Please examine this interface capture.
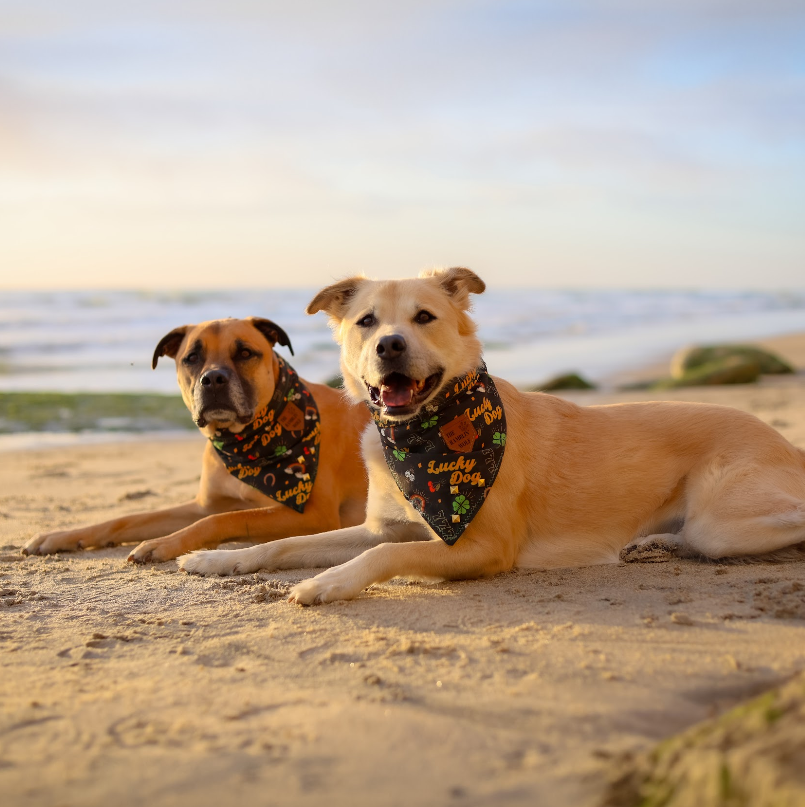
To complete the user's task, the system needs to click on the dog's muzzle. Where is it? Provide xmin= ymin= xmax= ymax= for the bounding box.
xmin=193 ymin=367 xmax=251 ymax=427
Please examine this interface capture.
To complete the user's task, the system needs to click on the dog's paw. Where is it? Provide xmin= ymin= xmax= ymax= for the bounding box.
xmin=127 ymin=539 xmax=178 ymax=564
xmin=620 ymin=534 xmax=682 ymax=564
xmin=178 ymin=549 xmax=243 ymax=576
xmin=288 ymin=571 xmax=361 ymax=606
xmin=22 ymin=530 xmax=82 ymax=556
xmin=287 ymin=577 xmax=329 ymax=606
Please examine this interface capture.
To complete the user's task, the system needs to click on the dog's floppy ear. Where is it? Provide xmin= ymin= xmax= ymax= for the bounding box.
xmin=306 ymin=276 xmax=367 ymax=320
xmin=152 ymin=326 xmax=190 ymax=369
xmin=423 ymin=266 xmax=486 ymax=305
xmin=249 ymin=317 xmax=294 ymax=356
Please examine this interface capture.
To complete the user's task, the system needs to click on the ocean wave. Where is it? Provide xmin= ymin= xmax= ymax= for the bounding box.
xmin=1 ymin=287 xmax=803 ymax=392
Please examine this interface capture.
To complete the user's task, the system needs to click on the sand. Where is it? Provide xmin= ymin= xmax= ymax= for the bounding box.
xmin=2 ymin=338 xmax=805 ymax=807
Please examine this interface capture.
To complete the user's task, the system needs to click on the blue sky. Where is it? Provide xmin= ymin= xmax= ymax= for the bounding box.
xmin=0 ymin=0 xmax=803 ymax=288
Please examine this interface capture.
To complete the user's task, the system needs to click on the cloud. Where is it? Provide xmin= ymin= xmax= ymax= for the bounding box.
xmin=0 ymin=1 xmax=802 ymax=287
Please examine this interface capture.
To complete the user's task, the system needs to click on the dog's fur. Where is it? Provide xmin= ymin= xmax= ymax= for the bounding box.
xmin=179 ymin=270 xmax=805 ymax=603
xmin=22 ymin=317 xmax=369 ymax=562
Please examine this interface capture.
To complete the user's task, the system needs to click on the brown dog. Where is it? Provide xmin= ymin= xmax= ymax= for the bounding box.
xmin=180 ymin=269 xmax=805 ymax=604
xmin=22 ymin=317 xmax=369 ymax=562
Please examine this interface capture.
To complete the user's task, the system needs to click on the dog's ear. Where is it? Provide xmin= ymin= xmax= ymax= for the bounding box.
xmin=422 ymin=267 xmax=486 ymax=305
xmin=306 ymin=276 xmax=367 ymax=320
xmin=249 ymin=317 xmax=294 ymax=356
xmin=152 ymin=326 xmax=190 ymax=369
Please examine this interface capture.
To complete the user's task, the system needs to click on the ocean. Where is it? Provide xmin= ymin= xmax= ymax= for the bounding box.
xmin=2 ymin=288 xmax=805 ymax=394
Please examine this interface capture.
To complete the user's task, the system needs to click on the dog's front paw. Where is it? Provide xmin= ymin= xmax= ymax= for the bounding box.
xmin=288 ymin=571 xmax=361 ymax=606
xmin=288 ymin=578 xmax=328 ymax=606
xmin=178 ymin=549 xmax=244 ymax=576
xmin=22 ymin=530 xmax=84 ymax=556
xmin=127 ymin=538 xmax=181 ymax=564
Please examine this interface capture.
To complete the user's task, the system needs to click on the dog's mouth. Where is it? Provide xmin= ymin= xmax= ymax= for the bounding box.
xmin=366 ymin=371 xmax=443 ymax=416
xmin=195 ymin=407 xmax=253 ymax=429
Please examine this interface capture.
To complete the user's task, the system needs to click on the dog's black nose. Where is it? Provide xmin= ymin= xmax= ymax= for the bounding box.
xmin=376 ymin=334 xmax=407 ymax=360
xmin=200 ymin=368 xmax=231 ymax=387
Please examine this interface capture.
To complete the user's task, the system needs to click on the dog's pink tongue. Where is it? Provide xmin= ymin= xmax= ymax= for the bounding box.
xmin=380 ymin=378 xmax=414 ymax=407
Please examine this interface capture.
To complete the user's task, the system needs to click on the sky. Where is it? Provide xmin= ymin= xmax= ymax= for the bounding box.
xmin=0 ymin=0 xmax=803 ymax=289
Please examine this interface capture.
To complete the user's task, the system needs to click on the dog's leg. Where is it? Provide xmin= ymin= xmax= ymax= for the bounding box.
xmin=683 ymin=501 xmax=805 ymax=560
xmin=22 ymin=501 xmax=210 ymax=556
xmin=127 ymin=502 xmax=346 ymax=564
xmin=178 ymin=521 xmax=426 ymax=576
xmin=288 ymin=532 xmax=514 ymax=605
xmin=622 ymin=497 xmax=805 ymax=563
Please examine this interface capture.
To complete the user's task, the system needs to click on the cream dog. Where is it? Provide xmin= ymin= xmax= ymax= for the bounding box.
xmin=180 ymin=268 xmax=805 ymax=603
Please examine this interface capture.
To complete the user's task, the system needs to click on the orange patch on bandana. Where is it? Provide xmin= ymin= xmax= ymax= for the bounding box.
xmin=440 ymin=413 xmax=477 ymax=453
xmin=278 ymin=402 xmax=305 ymax=432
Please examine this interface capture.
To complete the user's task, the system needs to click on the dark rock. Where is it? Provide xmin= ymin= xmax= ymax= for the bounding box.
xmin=671 ymin=345 xmax=794 ymax=379
xmin=652 ymin=356 xmax=761 ymax=389
xmin=529 ymin=372 xmax=597 ymax=392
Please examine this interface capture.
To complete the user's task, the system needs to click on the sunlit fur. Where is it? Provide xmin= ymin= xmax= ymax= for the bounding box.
xmin=171 ymin=318 xmax=279 ymax=435
xmin=175 ymin=270 xmax=805 ymax=602
xmin=309 ymin=267 xmax=485 ymax=419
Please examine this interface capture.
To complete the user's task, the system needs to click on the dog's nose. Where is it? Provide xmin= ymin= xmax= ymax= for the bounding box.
xmin=376 ymin=334 xmax=407 ymax=360
xmin=200 ymin=368 xmax=230 ymax=387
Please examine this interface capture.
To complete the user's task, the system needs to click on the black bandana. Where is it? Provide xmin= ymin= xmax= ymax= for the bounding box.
xmin=210 ymin=357 xmax=321 ymax=513
xmin=372 ymin=364 xmax=507 ymax=545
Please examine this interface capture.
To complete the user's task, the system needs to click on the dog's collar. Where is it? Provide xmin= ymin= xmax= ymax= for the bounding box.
xmin=372 ymin=363 xmax=507 ymax=544
xmin=210 ymin=356 xmax=321 ymax=513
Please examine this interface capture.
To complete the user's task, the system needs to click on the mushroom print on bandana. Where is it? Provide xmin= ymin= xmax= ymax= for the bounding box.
xmin=373 ymin=364 xmax=507 ymax=545
xmin=210 ymin=356 xmax=321 ymax=512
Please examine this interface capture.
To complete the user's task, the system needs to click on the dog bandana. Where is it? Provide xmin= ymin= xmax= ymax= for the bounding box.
xmin=373 ymin=364 xmax=507 ymax=544
xmin=210 ymin=357 xmax=321 ymax=513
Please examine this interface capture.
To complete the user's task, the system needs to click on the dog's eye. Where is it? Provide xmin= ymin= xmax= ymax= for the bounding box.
xmin=415 ymin=310 xmax=436 ymax=324
xmin=357 ymin=313 xmax=376 ymax=328
xmin=183 ymin=352 xmax=199 ymax=365
xmin=237 ymin=348 xmax=253 ymax=360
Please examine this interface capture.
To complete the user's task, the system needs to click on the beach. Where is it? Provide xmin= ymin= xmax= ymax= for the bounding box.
xmin=1 ymin=335 xmax=805 ymax=806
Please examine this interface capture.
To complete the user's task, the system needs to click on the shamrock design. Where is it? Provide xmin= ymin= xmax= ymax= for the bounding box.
xmin=420 ymin=415 xmax=438 ymax=429
xmin=404 ymin=470 xmax=415 ymax=482
xmin=273 ymin=445 xmax=290 ymax=457
xmin=392 ymin=447 xmax=407 ymax=461
xmin=493 ymin=431 xmax=507 ymax=447
xmin=452 ymin=495 xmax=470 ymax=515
xmin=212 ymin=439 xmax=224 ymax=450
